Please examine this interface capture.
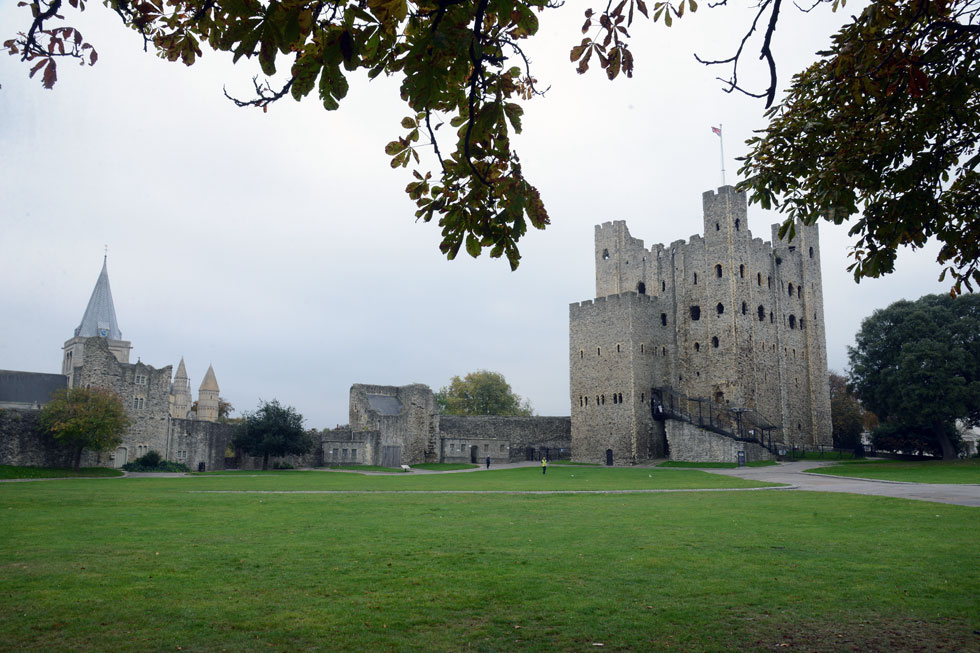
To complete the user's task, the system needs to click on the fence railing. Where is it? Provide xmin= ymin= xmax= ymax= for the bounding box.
xmin=653 ymin=386 xmax=781 ymax=454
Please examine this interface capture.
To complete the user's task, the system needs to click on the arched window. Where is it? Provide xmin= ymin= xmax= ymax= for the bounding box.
xmin=735 ymin=218 xmax=741 ymax=231
xmin=616 ymin=344 xmax=621 ymax=352
xmin=758 ymin=306 xmax=765 ymax=321
xmin=690 ymin=306 xmax=701 ymax=320
xmin=757 ymin=272 xmax=762 ymax=286
xmin=694 ymin=342 xmax=701 ymax=352
xmin=597 ymin=347 xmax=601 ymax=356
xmin=716 ymin=303 xmax=724 ymax=315
xmin=739 ymin=264 xmax=745 ymax=278
xmin=715 ymin=223 xmax=720 ymax=231
xmin=788 ymin=283 xmax=794 ymax=297
xmin=661 ymin=280 xmax=666 ymax=292
xmin=809 ymin=246 xmax=814 ymax=258
xmin=612 ymin=393 xmax=617 ymax=404
xmin=798 ymin=286 xmax=802 ymax=298
xmin=768 ymin=276 xmax=771 ymax=288
xmin=770 ymin=312 xmax=775 ymax=323
xmin=712 ymin=336 xmax=719 ymax=348
xmin=661 ymin=313 xmax=667 ymax=326
xmin=637 ymin=282 xmax=646 ymax=294
xmin=602 ymin=249 xmax=610 ymax=260
xmin=741 ymin=301 xmax=747 ymax=315
xmin=789 ymin=315 xmax=797 ymax=329
xmin=618 ymin=393 xmax=623 ymax=403
xmin=800 ymin=318 xmax=805 ymax=330
xmin=693 ymin=272 xmax=698 ymax=285
xmin=715 ymin=264 xmax=723 ymax=278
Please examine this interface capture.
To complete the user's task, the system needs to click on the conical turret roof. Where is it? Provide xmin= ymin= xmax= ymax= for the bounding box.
xmin=174 ymin=357 xmax=188 ymax=380
xmin=74 ymin=257 xmax=122 ymax=340
xmin=199 ymin=364 xmax=219 ymax=392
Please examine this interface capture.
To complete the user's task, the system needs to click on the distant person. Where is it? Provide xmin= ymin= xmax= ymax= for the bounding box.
xmin=541 ymin=457 xmax=547 ymax=475
xmin=486 ymin=455 xmax=491 ymax=469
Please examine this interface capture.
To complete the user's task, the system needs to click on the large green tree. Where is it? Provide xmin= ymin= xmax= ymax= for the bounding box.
xmin=435 ymin=370 xmax=533 ymax=416
xmin=235 ymin=399 xmax=311 ymax=469
xmin=848 ymin=293 xmax=980 ymax=459
xmin=828 ymin=371 xmax=867 ymax=451
xmin=6 ymin=0 xmax=979 ymax=287
xmin=39 ymin=387 xmax=130 ymax=470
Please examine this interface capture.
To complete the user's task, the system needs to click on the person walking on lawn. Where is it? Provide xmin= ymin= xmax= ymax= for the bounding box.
xmin=541 ymin=457 xmax=547 ymax=475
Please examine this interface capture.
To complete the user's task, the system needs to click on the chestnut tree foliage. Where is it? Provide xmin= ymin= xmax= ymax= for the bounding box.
xmin=5 ymin=0 xmax=980 ymax=287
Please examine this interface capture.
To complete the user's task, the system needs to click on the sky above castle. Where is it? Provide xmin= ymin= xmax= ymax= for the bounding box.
xmin=0 ymin=1 xmax=951 ymax=428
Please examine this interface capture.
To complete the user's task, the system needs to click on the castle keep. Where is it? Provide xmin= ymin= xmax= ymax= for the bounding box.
xmin=570 ymin=186 xmax=832 ymax=464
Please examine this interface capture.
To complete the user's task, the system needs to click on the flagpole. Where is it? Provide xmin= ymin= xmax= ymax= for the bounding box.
xmin=719 ymin=123 xmax=726 ymax=187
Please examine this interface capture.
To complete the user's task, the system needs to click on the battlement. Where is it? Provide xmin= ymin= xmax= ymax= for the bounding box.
xmin=570 ymin=291 xmax=658 ymax=314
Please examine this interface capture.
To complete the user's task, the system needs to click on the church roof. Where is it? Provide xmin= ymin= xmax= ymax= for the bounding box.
xmin=199 ymin=364 xmax=219 ymax=392
xmin=74 ymin=257 xmax=122 ymax=340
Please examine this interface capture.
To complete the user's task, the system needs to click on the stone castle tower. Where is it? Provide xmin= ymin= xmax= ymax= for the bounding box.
xmin=197 ymin=364 xmax=220 ymax=422
xmin=569 ymin=186 xmax=832 ymax=464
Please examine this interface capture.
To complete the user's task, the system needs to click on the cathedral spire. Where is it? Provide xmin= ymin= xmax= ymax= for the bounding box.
xmin=74 ymin=256 xmax=122 ymax=340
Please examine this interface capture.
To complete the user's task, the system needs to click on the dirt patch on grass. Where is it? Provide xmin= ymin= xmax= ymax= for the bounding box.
xmin=752 ymin=617 xmax=977 ymax=651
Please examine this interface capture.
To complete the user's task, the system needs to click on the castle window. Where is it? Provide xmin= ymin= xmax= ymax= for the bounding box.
xmin=637 ymin=282 xmax=646 ymax=294
xmin=597 ymin=347 xmax=601 ymax=356
xmin=641 ymin=393 xmax=644 ymax=402
xmin=715 ymin=223 xmax=720 ymax=231
xmin=579 ymin=396 xmax=583 ymax=407
xmin=809 ymin=246 xmax=814 ymax=258
xmin=789 ymin=246 xmax=796 ymax=253
xmin=580 ymin=350 xmax=584 ymax=359
xmin=690 ymin=305 xmax=701 ymax=320
xmin=715 ymin=264 xmax=723 ymax=278
xmin=661 ymin=313 xmax=667 ymax=326
xmin=662 ymin=281 xmax=666 ymax=292
xmin=788 ymin=283 xmax=794 ymax=297
xmin=351 ymin=448 xmax=357 ymax=460
xmin=712 ymin=336 xmax=719 ymax=348
xmin=617 ymin=344 xmax=621 ymax=353
xmin=798 ymin=286 xmax=802 ymax=298
xmin=662 ymin=346 xmax=667 ymax=356
xmin=598 ymin=395 xmax=602 ymax=405
xmin=741 ymin=301 xmax=747 ymax=315
xmin=770 ymin=312 xmax=774 ymax=324
xmin=585 ymin=397 xmax=589 ymax=406
xmin=757 ymin=272 xmax=762 ymax=286
xmin=602 ymin=249 xmax=610 ymax=260
xmin=768 ymin=276 xmax=771 ymax=288
xmin=693 ymin=272 xmax=698 ymax=284
xmin=640 ymin=344 xmax=644 ymax=353
xmin=789 ymin=315 xmax=797 ymax=329
xmin=800 ymin=318 xmax=805 ymax=330
xmin=739 ymin=264 xmax=745 ymax=278
xmin=793 ymin=349 xmax=797 ymax=358
xmin=758 ymin=306 xmax=765 ymax=321
xmin=716 ymin=303 xmax=724 ymax=315
xmin=694 ymin=342 xmax=701 ymax=352
xmin=612 ymin=393 xmax=617 ymax=404
xmin=735 ymin=219 xmax=741 ymax=231
xmin=618 ymin=393 xmax=623 ymax=403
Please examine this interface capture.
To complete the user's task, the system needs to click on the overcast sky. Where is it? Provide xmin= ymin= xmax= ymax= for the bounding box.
xmin=0 ymin=1 xmax=953 ymax=428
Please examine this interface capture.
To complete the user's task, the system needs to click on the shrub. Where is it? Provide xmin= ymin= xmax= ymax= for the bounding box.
xmin=122 ymin=451 xmax=190 ymax=473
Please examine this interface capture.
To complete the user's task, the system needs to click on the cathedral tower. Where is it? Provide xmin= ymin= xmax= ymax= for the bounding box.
xmin=169 ymin=357 xmax=193 ymax=418
xmin=197 ymin=364 xmax=220 ymax=422
xmin=62 ymin=256 xmax=132 ymax=386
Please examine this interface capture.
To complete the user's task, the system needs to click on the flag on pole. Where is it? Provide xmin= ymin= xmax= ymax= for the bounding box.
xmin=711 ymin=125 xmax=722 ymax=137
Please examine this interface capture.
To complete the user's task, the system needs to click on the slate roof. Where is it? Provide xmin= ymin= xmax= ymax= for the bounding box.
xmin=366 ymin=394 xmax=402 ymax=416
xmin=74 ymin=257 xmax=122 ymax=340
xmin=0 ymin=370 xmax=67 ymax=405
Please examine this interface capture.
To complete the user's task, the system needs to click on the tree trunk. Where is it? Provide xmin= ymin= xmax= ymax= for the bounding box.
xmin=73 ymin=445 xmax=84 ymax=471
xmin=936 ymin=427 xmax=957 ymax=461
xmin=262 ymin=452 xmax=269 ymax=470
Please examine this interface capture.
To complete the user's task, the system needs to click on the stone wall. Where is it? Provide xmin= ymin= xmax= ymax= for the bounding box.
xmin=438 ymin=416 xmax=571 ymax=462
xmin=0 ymin=408 xmax=107 ymax=468
xmin=350 ymin=384 xmax=439 ymax=464
xmin=571 ymin=185 xmax=832 ymax=464
xmin=169 ymin=418 xmax=240 ymax=471
xmin=665 ymin=420 xmax=772 ymax=463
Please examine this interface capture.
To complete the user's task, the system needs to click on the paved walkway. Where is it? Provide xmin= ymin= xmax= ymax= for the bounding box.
xmin=706 ymin=460 xmax=980 ymax=507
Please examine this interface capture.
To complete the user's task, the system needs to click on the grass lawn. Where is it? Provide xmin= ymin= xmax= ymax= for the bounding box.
xmin=410 ymin=463 xmax=479 ymax=471
xmin=809 ymin=458 xmax=980 ymax=484
xmin=0 ymin=465 xmax=123 ymax=479
xmin=1 ymin=467 xmax=977 ymax=651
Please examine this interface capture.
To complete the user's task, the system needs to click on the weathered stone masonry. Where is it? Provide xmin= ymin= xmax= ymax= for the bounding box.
xmin=570 ymin=186 xmax=832 ymax=464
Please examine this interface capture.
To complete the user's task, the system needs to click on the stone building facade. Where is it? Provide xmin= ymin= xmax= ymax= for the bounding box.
xmin=570 ymin=185 xmax=832 ymax=464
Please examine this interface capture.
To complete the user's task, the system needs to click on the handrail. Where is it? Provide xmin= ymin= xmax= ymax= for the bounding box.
xmin=652 ymin=386 xmax=782 ymax=454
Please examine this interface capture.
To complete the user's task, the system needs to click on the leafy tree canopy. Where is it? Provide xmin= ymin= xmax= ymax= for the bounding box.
xmin=435 ymin=370 xmax=533 ymax=416
xmin=848 ymin=293 xmax=980 ymax=459
xmin=6 ymin=0 xmax=979 ymax=288
xmin=39 ymin=387 xmax=130 ymax=470
xmin=235 ymin=399 xmax=311 ymax=469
